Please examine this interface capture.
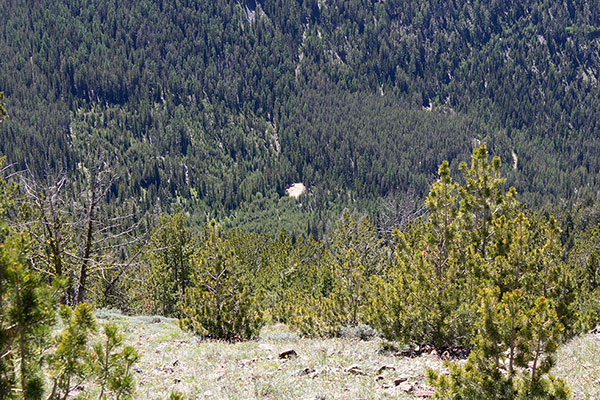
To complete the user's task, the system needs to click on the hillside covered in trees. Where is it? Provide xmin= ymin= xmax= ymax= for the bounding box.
xmin=3 ymin=2 xmax=600 ymax=398
xmin=3 ymin=142 xmax=600 ymax=398
xmin=2 ymin=0 xmax=600 ymax=236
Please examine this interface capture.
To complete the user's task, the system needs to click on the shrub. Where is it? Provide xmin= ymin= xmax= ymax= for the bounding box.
xmin=143 ymin=213 xmax=194 ymax=317
xmin=428 ymin=289 xmax=571 ymax=399
xmin=369 ymin=146 xmax=576 ymax=351
xmin=568 ymin=223 xmax=600 ymax=333
xmin=338 ymin=324 xmax=378 ymax=340
xmin=90 ymin=323 xmax=140 ymax=400
xmin=179 ymin=221 xmax=263 ymax=340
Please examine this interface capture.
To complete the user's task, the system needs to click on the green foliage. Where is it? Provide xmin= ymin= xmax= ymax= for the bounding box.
xmin=0 ymin=157 xmax=17 ymax=234
xmin=90 ymin=324 xmax=140 ymax=400
xmin=369 ymin=146 xmax=575 ymax=350
xmin=0 ymin=92 xmax=6 ymax=123
xmin=179 ymin=221 xmax=263 ymax=340
xmin=568 ymin=223 xmax=600 ymax=332
xmin=321 ymin=212 xmax=387 ymax=330
xmin=428 ymin=289 xmax=571 ymax=399
xmin=47 ymin=304 xmax=97 ymax=399
xmin=0 ymin=163 xmax=57 ymax=399
xmin=0 ymin=218 xmax=137 ymax=400
xmin=46 ymin=304 xmax=139 ymax=400
xmin=369 ymin=159 xmax=478 ymax=349
xmin=3 ymin=0 xmax=600 ymax=236
xmin=143 ymin=213 xmax=194 ymax=317
xmin=0 ymin=233 xmax=56 ymax=400
xmin=247 ymin=212 xmax=389 ymax=337
xmin=258 ymin=237 xmax=332 ymax=336
xmin=458 ymin=145 xmax=518 ymax=260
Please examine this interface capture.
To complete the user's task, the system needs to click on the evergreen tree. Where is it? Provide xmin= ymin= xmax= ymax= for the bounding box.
xmin=428 ymin=289 xmax=571 ymax=399
xmin=179 ymin=221 xmax=262 ymax=340
xmin=458 ymin=145 xmax=518 ymax=261
xmin=369 ymin=146 xmax=575 ymax=350
xmin=90 ymin=323 xmax=139 ymax=400
xmin=144 ymin=213 xmax=194 ymax=317
xmin=568 ymin=223 xmax=600 ymax=331
xmin=0 ymin=158 xmax=57 ymax=400
xmin=47 ymin=304 xmax=97 ymax=400
xmin=323 ymin=211 xmax=386 ymax=329
xmin=369 ymin=160 xmax=476 ymax=349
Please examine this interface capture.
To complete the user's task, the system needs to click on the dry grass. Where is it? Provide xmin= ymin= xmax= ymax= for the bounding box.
xmin=95 ymin=311 xmax=439 ymax=399
xmin=93 ymin=310 xmax=600 ymax=399
xmin=552 ymin=333 xmax=600 ymax=400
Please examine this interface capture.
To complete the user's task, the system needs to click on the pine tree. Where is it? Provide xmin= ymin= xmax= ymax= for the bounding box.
xmin=568 ymin=222 xmax=600 ymax=332
xmin=47 ymin=304 xmax=97 ymax=400
xmin=144 ymin=213 xmax=194 ymax=317
xmin=323 ymin=212 xmax=386 ymax=330
xmin=179 ymin=221 xmax=262 ymax=340
xmin=428 ymin=289 xmax=571 ymax=399
xmin=0 ymin=158 xmax=57 ymax=400
xmin=369 ymin=146 xmax=576 ymax=351
xmin=458 ymin=145 xmax=518 ymax=261
xmin=369 ymin=160 xmax=476 ymax=349
xmin=90 ymin=323 xmax=139 ymax=400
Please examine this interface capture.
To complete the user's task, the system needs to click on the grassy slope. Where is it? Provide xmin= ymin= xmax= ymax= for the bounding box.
xmin=94 ymin=310 xmax=600 ymax=400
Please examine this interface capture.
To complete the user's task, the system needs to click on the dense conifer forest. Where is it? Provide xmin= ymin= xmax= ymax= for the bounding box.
xmin=2 ymin=1 xmax=600 ymax=398
xmin=2 ymin=0 xmax=600 ymax=236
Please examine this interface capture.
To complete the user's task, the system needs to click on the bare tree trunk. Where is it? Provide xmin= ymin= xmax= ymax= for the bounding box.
xmin=75 ymin=172 xmax=99 ymax=306
xmin=21 ymin=173 xmax=71 ymax=303
xmin=21 ymin=158 xmax=145 ymax=308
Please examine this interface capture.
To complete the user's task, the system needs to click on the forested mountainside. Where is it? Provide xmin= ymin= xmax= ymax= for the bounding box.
xmin=2 ymin=0 xmax=600 ymax=236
